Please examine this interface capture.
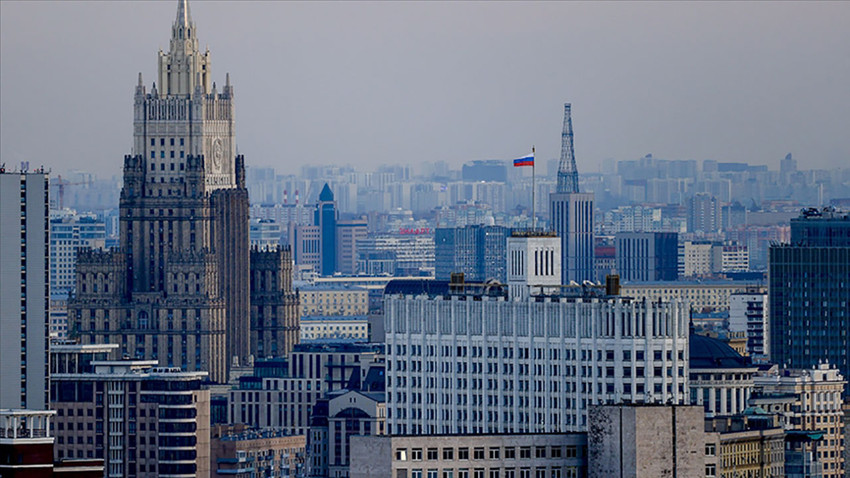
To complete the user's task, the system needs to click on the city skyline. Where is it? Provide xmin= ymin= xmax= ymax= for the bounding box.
xmin=2 ymin=1 xmax=849 ymax=177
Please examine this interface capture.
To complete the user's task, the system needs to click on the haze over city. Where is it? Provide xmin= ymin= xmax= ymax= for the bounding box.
xmin=1 ymin=1 xmax=849 ymax=177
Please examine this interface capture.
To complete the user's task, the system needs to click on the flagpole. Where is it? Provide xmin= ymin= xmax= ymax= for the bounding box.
xmin=531 ymin=145 xmax=536 ymax=231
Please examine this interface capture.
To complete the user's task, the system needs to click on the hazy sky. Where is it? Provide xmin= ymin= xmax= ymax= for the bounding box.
xmin=1 ymin=1 xmax=848 ymax=177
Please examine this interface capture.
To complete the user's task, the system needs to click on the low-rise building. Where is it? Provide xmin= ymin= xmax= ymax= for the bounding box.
xmin=350 ymin=433 xmax=587 ymax=478
xmin=620 ymin=280 xmax=765 ymax=312
xmin=704 ymin=410 xmax=786 ymax=478
xmin=300 ymin=315 xmax=369 ymax=342
xmin=297 ymin=283 xmax=369 ymax=317
xmin=210 ymin=426 xmax=306 ymax=478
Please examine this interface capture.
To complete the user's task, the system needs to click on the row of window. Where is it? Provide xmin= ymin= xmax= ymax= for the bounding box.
xmin=396 ymin=445 xmax=580 ymax=462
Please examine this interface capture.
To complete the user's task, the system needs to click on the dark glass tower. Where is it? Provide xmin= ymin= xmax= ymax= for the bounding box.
xmin=769 ymin=207 xmax=850 ymax=393
xmin=316 ymin=183 xmax=338 ymax=276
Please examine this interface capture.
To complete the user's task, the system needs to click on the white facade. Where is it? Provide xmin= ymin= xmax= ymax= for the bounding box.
xmin=49 ymin=211 xmax=106 ymax=295
xmin=0 ymin=172 xmax=49 ymax=410
xmin=507 ymin=233 xmax=561 ymax=300
xmin=385 ymin=290 xmax=690 ymax=435
xmin=729 ymin=291 xmax=769 ymax=358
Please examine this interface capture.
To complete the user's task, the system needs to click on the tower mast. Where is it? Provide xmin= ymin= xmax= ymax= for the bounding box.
xmin=556 ymin=103 xmax=580 ymax=194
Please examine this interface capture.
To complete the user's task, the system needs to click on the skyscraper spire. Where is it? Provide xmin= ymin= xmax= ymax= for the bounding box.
xmin=556 ymin=103 xmax=580 ymax=194
xmin=175 ymin=0 xmax=192 ymax=28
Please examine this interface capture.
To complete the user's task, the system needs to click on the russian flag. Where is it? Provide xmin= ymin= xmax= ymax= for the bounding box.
xmin=513 ymin=153 xmax=534 ymax=167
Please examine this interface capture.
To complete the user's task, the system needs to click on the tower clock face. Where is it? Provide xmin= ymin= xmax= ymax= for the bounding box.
xmin=212 ymin=138 xmax=223 ymax=171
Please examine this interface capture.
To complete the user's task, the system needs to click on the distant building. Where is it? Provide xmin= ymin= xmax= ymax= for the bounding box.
xmin=434 ymin=225 xmax=510 ymax=282
xmin=687 ymin=192 xmax=721 ymax=235
xmin=336 ymin=219 xmax=368 ymax=276
xmin=291 ymin=225 xmax=322 ymax=273
xmin=356 ymin=234 xmax=435 ymax=277
xmin=729 ymin=291 xmax=769 ymax=359
xmin=621 ymin=280 xmax=764 ymax=313
xmin=316 ymin=184 xmax=338 ymax=276
xmin=461 ymin=160 xmax=507 ymax=182
xmin=614 ymin=232 xmax=678 ymax=282
xmin=49 ymin=211 xmax=106 ymax=296
xmin=249 ymin=218 xmax=284 ymax=248
xmin=0 ymin=170 xmax=50 ymax=410
xmin=769 ymin=208 xmax=850 ymax=393
xmin=587 ymin=405 xmax=705 ymax=478
xmin=300 ymin=315 xmax=369 ymax=342
xmin=297 ymin=283 xmax=369 ymax=317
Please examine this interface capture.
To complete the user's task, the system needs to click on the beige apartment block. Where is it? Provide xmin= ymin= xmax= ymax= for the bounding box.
xmin=751 ymin=363 xmax=846 ymax=478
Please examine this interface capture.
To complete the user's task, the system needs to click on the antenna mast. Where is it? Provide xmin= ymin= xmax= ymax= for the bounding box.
xmin=556 ymin=103 xmax=580 ymax=194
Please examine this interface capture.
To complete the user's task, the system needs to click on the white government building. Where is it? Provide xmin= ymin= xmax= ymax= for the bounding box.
xmin=384 ymin=231 xmax=690 ymax=435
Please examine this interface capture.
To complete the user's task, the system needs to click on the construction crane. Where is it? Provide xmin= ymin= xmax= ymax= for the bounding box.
xmin=54 ymin=175 xmax=91 ymax=210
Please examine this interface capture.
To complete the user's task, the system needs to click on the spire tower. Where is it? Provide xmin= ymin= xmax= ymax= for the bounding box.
xmin=556 ymin=103 xmax=580 ymax=194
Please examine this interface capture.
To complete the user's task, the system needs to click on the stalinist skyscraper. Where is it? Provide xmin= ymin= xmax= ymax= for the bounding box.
xmin=70 ymin=0 xmax=251 ymax=383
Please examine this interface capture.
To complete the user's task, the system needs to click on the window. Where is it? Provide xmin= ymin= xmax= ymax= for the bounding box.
xmin=705 ymin=464 xmax=716 ymax=477
xmin=519 ymin=447 xmax=531 ymax=459
xmin=442 ymin=448 xmax=454 ymax=460
xmin=705 ymin=444 xmax=716 ymax=456
xmin=474 ymin=448 xmax=485 ymax=459
xmin=443 ymin=471 xmax=454 ymax=478
xmin=535 ymin=447 xmax=546 ymax=458
xmin=396 ymin=449 xmax=408 ymax=461
xmin=550 ymin=446 xmax=562 ymax=458
xmin=411 ymin=449 xmax=423 ymax=461
xmin=504 ymin=447 xmax=516 ymax=459
xmin=428 ymin=470 xmax=438 ymax=478
xmin=427 ymin=448 xmax=438 ymax=460
xmin=489 ymin=447 xmax=500 ymax=459
xmin=458 ymin=448 xmax=469 ymax=460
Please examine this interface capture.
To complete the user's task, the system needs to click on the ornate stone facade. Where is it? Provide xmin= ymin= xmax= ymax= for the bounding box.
xmin=69 ymin=0 xmax=250 ymax=383
xmin=250 ymin=246 xmax=300 ymax=359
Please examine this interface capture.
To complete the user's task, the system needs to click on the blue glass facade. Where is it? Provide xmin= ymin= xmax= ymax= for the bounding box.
xmin=769 ymin=208 xmax=850 ymax=394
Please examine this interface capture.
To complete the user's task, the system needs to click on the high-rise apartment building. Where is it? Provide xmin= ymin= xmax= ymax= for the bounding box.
xmin=614 ymin=232 xmax=678 ymax=282
xmin=68 ymin=0 xmax=253 ymax=382
xmin=769 ymin=207 xmax=850 ymax=392
xmin=0 ymin=170 xmax=50 ymax=410
xmin=50 ymin=342 xmax=211 ymax=478
xmin=435 ymin=225 xmax=511 ymax=282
